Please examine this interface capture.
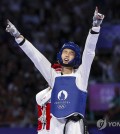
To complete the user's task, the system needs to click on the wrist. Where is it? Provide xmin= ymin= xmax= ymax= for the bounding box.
xmin=15 ymin=35 xmax=24 ymax=39
xmin=15 ymin=35 xmax=25 ymax=46
xmin=14 ymin=31 xmax=21 ymax=38
xmin=91 ymin=26 xmax=100 ymax=32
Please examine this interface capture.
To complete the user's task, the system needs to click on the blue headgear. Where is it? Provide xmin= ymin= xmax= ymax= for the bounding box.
xmin=57 ymin=42 xmax=81 ymax=68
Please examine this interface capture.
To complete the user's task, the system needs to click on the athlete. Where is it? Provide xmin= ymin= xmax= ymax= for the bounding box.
xmin=6 ymin=7 xmax=104 ymax=134
xmin=36 ymin=64 xmax=61 ymax=134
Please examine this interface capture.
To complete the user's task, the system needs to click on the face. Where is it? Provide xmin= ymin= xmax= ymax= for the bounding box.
xmin=61 ymin=48 xmax=75 ymax=64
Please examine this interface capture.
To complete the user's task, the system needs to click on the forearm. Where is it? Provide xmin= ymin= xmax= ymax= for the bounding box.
xmin=16 ymin=37 xmax=45 ymax=63
xmin=84 ymin=26 xmax=100 ymax=54
xmin=15 ymin=37 xmax=56 ymax=86
xmin=77 ymin=27 xmax=100 ymax=89
xmin=83 ymin=6 xmax=103 ymax=54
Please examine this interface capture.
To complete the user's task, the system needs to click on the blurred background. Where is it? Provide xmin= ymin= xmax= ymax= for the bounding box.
xmin=0 ymin=0 xmax=120 ymax=134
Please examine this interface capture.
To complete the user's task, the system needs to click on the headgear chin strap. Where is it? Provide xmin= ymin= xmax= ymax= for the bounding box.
xmin=57 ymin=42 xmax=81 ymax=69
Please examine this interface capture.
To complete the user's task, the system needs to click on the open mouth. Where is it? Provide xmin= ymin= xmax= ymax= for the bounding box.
xmin=64 ymin=58 xmax=69 ymax=61
xmin=63 ymin=58 xmax=69 ymax=64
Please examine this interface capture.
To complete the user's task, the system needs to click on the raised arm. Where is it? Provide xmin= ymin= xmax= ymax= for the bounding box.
xmin=77 ymin=7 xmax=104 ymax=89
xmin=6 ymin=20 xmax=57 ymax=87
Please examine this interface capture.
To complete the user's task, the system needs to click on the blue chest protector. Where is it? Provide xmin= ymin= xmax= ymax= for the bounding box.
xmin=51 ymin=76 xmax=87 ymax=118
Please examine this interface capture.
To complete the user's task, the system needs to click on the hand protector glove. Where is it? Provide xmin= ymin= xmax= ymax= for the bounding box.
xmin=6 ymin=19 xmax=20 ymax=38
xmin=93 ymin=7 xmax=105 ymax=27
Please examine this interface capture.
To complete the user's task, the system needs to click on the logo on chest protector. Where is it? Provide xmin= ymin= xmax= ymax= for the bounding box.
xmin=54 ymin=90 xmax=70 ymax=109
xmin=58 ymin=90 xmax=68 ymax=100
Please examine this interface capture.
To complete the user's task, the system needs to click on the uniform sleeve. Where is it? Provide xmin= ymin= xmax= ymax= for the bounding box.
xmin=15 ymin=38 xmax=57 ymax=87
xmin=77 ymin=26 xmax=100 ymax=89
xmin=36 ymin=87 xmax=51 ymax=106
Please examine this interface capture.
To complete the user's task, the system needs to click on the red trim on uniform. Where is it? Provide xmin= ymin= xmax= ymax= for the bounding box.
xmin=37 ymin=104 xmax=43 ymax=131
xmin=46 ymin=103 xmax=52 ymax=130
xmin=37 ymin=103 xmax=51 ymax=131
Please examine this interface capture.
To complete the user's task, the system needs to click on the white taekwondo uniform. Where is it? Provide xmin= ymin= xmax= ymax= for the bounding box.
xmin=15 ymin=26 xmax=100 ymax=134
